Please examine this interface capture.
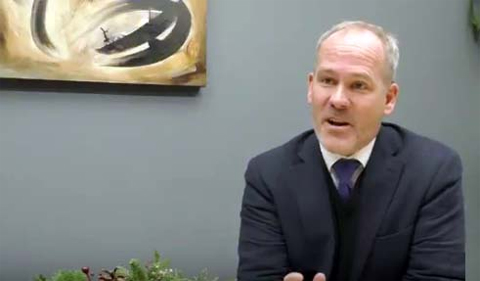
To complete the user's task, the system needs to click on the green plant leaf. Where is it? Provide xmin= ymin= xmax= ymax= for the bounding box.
xmin=34 ymin=274 xmax=48 ymax=281
xmin=50 ymin=270 xmax=86 ymax=281
xmin=129 ymin=259 xmax=148 ymax=281
xmin=34 ymin=251 xmax=218 ymax=281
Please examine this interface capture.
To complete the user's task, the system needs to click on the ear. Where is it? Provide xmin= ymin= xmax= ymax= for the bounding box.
xmin=384 ymin=82 xmax=399 ymax=115
xmin=307 ymin=72 xmax=314 ymax=104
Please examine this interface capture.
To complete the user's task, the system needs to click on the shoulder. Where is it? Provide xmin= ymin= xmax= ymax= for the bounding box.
xmin=245 ymin=129 xmax=315 ymax=179
xmin=382 ymin=122 xmax=462 ymax=170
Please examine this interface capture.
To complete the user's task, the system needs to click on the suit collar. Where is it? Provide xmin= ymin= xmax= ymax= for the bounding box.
xmin=298 ymin=124 xmax=401 ymax=165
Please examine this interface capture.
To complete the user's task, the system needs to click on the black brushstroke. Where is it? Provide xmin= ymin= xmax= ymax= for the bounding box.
xmin=31 ymin=0 xmax=56 ymax=53
xmin=97 ymin=0 xmax=192 ymax=67
xmin=27 ymin=0 xmax=193 ymax=67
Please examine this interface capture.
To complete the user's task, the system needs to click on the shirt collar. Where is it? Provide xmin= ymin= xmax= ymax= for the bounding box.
xmin=319 ymin=137 xmax=376 ymax=171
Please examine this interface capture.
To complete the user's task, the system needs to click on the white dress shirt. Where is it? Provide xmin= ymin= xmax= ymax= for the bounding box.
xmin=319 ymin=138 xmax=376 ymax=188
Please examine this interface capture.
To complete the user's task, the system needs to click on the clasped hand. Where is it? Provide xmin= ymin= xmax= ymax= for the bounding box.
xmin=284 ymin=272 xmax=326 ymax=281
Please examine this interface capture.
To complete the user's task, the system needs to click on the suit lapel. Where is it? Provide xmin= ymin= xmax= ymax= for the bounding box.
xmin=350 ymin=126 xmax=405 ymax=280
xmin=283 ymin=133 xmax=336 ymax=275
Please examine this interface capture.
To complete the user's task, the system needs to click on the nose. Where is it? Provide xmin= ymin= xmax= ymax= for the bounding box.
xmin=329 ymin=85 xmax=350 ymax=109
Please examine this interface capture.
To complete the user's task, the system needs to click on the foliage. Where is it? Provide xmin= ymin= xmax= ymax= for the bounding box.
xmin=34 ymin=251 xmax=218 ymax=281
xmin=129 ymin=259 xmax=148 ymax=281
xmin=471 ymin=0 xmax=480 ymax=41
xmin=191 ymin=269 xmax=219 ymax=281
xmin=35 ymin=270 xmax=87 ymax=281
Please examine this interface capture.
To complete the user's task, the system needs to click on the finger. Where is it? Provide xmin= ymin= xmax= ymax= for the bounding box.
xmin=313 ymin=272 xmax=326 ymax=281
xmin=283 ymin=272 xmax=304 ymax=281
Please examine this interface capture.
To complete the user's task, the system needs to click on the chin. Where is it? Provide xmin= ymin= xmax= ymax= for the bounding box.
xmin=321 ymin=136 xmax=356 ymax=156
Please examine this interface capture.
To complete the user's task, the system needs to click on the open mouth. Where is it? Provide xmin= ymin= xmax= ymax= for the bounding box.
xmin=327 ymin=119 xmax=350 ymax=127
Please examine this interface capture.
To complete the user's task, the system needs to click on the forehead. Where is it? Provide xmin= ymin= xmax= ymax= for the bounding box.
xmin=317 ymin=29 xmax=386 ymax=77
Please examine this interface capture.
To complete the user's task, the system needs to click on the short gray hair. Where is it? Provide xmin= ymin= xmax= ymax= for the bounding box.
xmin=316 ymin=21 xmax=400 ymax=81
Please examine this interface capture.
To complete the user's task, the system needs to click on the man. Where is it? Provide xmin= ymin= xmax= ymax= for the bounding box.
xmin=237 ymin=21 xmax=465 ymax=281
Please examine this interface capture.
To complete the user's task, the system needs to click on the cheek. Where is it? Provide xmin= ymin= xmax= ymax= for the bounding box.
xmin=310 ymin=87 xmax=329 ymax=106
xmin=311 ymin=97 xmax=328 ymax=118
xmin=354 ymin=102 xmax=385 ymax=134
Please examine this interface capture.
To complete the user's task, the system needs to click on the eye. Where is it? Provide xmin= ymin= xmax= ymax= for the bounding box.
xmin=351 ymin=81 xmax=368 ymax=90
xmin=319 ymin=77 xmax=336 ymax=86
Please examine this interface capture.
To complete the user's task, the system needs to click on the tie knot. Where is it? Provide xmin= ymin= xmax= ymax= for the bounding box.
xmin=332 ymin=158 xmax=361 ymax=184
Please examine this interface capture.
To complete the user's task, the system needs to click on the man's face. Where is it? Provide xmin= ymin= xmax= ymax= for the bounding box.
xmin=308 ymin=29 xmax=399 ymax=156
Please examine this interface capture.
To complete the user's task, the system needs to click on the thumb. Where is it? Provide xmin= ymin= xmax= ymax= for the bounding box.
xmin=313 ymin=272 xmax=326 ymax=281
xmin=283 ymin=272 xmax=304 ymax=281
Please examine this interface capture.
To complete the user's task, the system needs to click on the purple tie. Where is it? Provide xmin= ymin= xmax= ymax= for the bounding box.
xmin=332 ymin=159 xmax=361 ymax=201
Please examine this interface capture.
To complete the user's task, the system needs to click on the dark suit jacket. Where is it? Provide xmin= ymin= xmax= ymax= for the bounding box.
xmin=237 ymin=123 xmax=465 ymax=281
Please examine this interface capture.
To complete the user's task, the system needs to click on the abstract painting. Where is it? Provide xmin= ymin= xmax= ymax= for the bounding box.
xmin=0 ymin=0 xmax=207 ymax=86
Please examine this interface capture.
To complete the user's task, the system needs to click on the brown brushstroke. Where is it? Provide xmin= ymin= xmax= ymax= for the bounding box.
xmin=0 ymin=4 xmax=7 ymax=53
xmin=171 ymin=62 xmax=206 ymax=85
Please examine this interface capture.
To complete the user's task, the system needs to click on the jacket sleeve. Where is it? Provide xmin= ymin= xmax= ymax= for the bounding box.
xmin=403 ymin=151 xmax=465 ymax=280
xmin=237 ymin=158 xmax=289 ymax=281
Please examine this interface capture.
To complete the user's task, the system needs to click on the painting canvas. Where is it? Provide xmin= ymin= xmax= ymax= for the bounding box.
xmin=0 ymin=0 xmax=207 ymax=86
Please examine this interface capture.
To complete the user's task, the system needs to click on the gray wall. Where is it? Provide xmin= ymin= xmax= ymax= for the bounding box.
xmin=1 ymin=0 xmax=479 ymax=280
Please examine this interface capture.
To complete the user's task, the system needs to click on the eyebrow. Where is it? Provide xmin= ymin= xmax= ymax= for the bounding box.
xmin=316 ymin=69 xmax=335 ymax=75
xmin=316 ymin=69 xmax=373 ymax=81
xmin=315 ymin=69 xmax=335 ymax=79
